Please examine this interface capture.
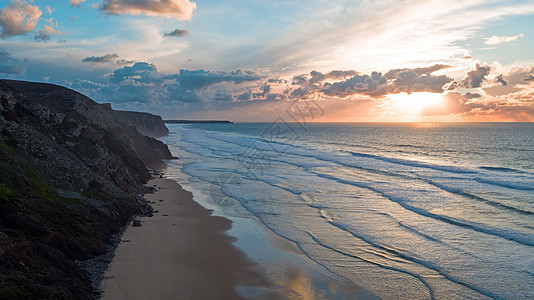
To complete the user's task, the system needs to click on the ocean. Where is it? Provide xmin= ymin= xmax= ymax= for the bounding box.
xmin=161 ymin=122 xmax=534 ymax=299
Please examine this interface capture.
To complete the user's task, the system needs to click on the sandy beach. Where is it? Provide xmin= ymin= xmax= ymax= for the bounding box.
xmin=100 ymin=178 xmax=269 ymax=299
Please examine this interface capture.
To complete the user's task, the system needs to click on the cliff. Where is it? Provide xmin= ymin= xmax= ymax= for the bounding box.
xmin=113 ymin=110 xmax=169 ymax=138
xmin=0 ymin=80 xmax=175 ymax=298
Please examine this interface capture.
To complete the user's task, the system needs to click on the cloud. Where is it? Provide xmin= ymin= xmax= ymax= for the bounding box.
xmin=34 ymin=24 xmax=63 ymax=42
xmin=34 ymin=31 xmax=50 ymax=42
xmin=109 ymin=61 xmax=160 ymax=83
xmin=384 ymin=64 xmax=452 ymax=79
xmin=308 ymin=70 xmax=358 ymax=86
xmin=482 ymin=66 xmax=534 ymax=97
xmin=496 ymin=74 xmax=507 ymax=86
xmin=66 ymin=62 xmax=263 ymax=105
xmin=116 ymin=59 xmax=136 ymax=66
xmin=389 ymin=70 xmax=452 ymax=94
xmin=214 ymin=89 xmax=233 ymax=102
xmin=0 ymin=0 xmax=42 ymax=38
xmin=464 ymin=92 xmax=481 ymax=99
xmin=0 ymin=48 xmax=25 ymax=75
xmin=484 ymin=34 xmax=524 ymax=45
xmin=163 ymin=28 xmax=189 ymax=38
xmin=45 ymin=6 xmax=54 ymax=14
xmin=70 ymin=0 xmax=87 ymax=6
xmin=237 ymin=89 xmax=252 ymax=101
xmin=291 ymin=64 xmax=452 ymax=99
xmin=54 ymin=59 xmax=534 ymax=122
xmin=461 ymin=64 xmax=491 ymax=88
xmin=99 ymin=0 xmax=197 ymax=20
xmin=165 ymin=69 xmax=262 ymax=90
xmin=82 ymin=54 xmax=120 ymax=65
xmin=82 ymin=52 xmax=137 ymax=68
xmin=323 ymin=72 xmax=388 ymax=97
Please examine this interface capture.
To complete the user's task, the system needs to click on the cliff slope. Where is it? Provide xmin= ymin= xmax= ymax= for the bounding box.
xmin=0 ymin=80 xmax=174 ymax=299
xmin=113 ymin=110 xmax=169 ymax=138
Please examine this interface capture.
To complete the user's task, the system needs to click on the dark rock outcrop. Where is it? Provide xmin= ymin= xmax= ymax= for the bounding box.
xmin=0 ymin=79 xmax=175 ymax=299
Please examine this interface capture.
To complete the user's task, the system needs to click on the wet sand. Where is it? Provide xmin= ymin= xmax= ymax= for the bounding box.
xmin=100 ymin=178 xmax=269 ymax=299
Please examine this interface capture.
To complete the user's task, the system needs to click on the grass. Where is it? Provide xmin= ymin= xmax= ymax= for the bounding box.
xmin=0 ymin=185 xmax=12 ymax=201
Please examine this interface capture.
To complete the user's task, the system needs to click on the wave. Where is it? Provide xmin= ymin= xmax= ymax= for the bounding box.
xmin=308 ymin=233 xmax=436 ymax=299
xmin=309 ymin=221 xmax=493 ymax=299
xmin=179 ymin=128 xmax=534 ymax=217
xmin=475 ymin=177 xmax=534 ymax=191
xmin=314 ymin=172 xmax=534 ymax=247
xmin=480 ymin=166 xmax=526 ymax=173
xmin=168 ymin=126 xmax=533 ymax=299
xmin=345 ymin=151 xmax=476 ymax=174
xmin=427 ymin=179 xmax=534 ymax=216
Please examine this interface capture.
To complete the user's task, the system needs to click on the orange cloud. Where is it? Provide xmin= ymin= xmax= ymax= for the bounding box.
xmin=99 ymin=0 xmax=196 ymax=20
xmin=70 ymin=0 xmax=87 ymax=7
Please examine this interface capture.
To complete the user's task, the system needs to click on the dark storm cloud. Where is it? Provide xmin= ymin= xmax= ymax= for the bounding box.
xmin=163 ymin=28 xmax=189 ymax=38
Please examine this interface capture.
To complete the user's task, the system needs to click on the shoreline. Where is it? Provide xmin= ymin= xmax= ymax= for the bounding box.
xmin=100 ymin=172 xmax=366 ymax=299
xmin=100 ymin=178 xmax=270 ymax=299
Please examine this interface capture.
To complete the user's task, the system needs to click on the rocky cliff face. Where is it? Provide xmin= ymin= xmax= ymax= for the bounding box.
xmin=112 ymin=110 xmax=169 ymax=138
xmin=0 ymin=80 xmax=175 ymax=298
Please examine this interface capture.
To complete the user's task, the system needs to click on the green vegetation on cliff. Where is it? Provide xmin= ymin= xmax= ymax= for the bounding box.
xmin=0 ymin=80 xmax=173 ymax=299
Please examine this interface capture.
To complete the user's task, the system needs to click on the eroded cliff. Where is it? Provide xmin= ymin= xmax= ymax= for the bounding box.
xmin=0 ymin=80 xmax=175 ymax=298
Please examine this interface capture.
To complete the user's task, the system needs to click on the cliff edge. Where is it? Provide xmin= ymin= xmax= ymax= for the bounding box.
xmin=113 ymin=110 xmax=169 ymax=138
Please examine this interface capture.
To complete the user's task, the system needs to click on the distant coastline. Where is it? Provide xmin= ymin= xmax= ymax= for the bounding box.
xmin=164 ymin=120 xmax=233 ymax=124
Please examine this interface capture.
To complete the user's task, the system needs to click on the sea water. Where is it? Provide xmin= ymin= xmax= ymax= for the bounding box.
xmin=161 ymin=122 xmax=534 ymax=299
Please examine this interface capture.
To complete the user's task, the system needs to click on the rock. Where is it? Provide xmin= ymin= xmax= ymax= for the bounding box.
xmin=133 ymin=219 xmax=142 ymax=227
xmin=0 ymin=79 xmax=177 ymax=298
xmin=112 ymin=110 xmax=169 ymax=138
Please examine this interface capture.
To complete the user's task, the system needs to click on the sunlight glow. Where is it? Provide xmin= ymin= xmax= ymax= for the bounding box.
xmin=389 ymin=92 xmax=445 ymax=116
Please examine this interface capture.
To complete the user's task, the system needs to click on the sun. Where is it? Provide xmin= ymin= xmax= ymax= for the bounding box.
xmin=388 ymin=92 xmax=445 ymax=116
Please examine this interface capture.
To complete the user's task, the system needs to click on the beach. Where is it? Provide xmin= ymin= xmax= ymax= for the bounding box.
xmin=157 ymin=123 xmax=534 ymax=299
xmin=101 ymin=174 xmax=362 ymax=299
xmin=100 ymin=178 xmax=269 ymax=299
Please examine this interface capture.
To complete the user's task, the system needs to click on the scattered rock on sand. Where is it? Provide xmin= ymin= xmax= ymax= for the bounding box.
xmin=133 ymin=220 xmax=142 ymax=227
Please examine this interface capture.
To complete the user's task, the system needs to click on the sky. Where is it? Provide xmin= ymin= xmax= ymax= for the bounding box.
xmin=1 ymin=0 xmax=534 ymax=122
